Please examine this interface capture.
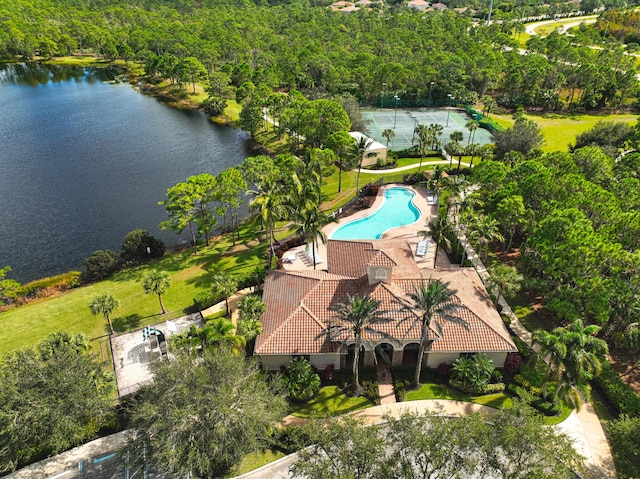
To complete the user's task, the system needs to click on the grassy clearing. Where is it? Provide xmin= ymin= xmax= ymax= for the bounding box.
xmin=0 ymin=227 xmax=266 ymax=357
xmin=489 ymin=112 xmax=638 ymax=152
xmin=224 ymin=449 xmax=286 ymax=477
xmin=289 ymin=385 xmax=372 ymax=418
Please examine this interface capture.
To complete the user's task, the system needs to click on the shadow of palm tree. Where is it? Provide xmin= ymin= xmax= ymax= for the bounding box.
xmin=113 ymin=313 xmax=143 ymax=332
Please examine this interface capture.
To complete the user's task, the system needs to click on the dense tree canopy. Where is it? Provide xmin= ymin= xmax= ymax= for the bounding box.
xmin=2 ymin=0 xmax=637 ymax=111
xmin=128 ymin=347 xmax=286 ymax=478
xmin=0 ymin=333 xmax=114 ymax=473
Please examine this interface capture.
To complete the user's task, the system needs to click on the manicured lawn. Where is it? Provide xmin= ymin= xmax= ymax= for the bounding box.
xmin=490 ymin=112 xmax=638 ymax=152
xmin=0 ymin=227 xmax=267 ymax=357
xmin=404 ymin=383 xmax=512 ymax=410
xmin=224 ymin=449 xmax=286 ymax=477
xmin=289 ymin=385 xmax=373 ymax=418
xmin=509 ymin=291 xmax=547 ymax=332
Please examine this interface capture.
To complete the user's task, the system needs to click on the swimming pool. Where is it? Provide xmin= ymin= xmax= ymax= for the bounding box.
xmin=331 ymin=187 xmax=421 ymax=240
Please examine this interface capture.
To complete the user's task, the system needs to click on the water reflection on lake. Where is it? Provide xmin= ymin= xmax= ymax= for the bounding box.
xmin=0 ymin=63 xmax=249 ymax=283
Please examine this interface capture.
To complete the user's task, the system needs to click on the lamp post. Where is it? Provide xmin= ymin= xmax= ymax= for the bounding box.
xmin=393 ymin=94 xmax=400 ymax=129
xmin=428 ymin=81 xmax=434 ymax=107
xmin=445 ymin=93 xmax=452 ymax=127
xmin=381 ymin=82 xmax=386 ymax=108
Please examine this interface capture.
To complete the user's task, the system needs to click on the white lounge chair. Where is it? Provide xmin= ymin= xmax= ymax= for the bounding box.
xmin=284 ymin=252 xmax=297 ymax=263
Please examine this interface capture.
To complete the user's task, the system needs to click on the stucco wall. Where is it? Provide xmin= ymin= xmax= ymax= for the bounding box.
xmin=426 ymin=352 xmax=460 ymax=368
xmin=309 ymin=353 xmax=341 ymax=370
xmin=260 ymin=355 xmax=292 ymax=370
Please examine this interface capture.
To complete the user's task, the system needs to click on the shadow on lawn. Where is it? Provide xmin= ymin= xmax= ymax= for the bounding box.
xmin=113 ymin=313 xmax=143 ymax=332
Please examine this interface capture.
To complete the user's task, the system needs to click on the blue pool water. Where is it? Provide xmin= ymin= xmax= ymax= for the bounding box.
xmin=331 ymin=187 xmax=420 ymax=240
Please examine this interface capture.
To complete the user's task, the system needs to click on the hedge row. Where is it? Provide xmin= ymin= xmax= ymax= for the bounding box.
xmin=593 ymin=361 xmax=640 ymax=418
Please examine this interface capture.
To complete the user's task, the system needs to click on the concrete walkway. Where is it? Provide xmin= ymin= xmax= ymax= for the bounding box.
xmin=377 ymin=365 xmax=396 ymax=405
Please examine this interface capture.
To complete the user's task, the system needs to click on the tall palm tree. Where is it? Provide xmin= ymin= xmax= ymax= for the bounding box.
xmin=143 ymin=270 xmax=171 ymax=315
xmin=419 ymin=215 xmax=452 ymax=267
xmin=465 ymin=119 xmax=479 ymax=146
xmin=351 ymin=136 xmax=373 ymax=195
xmin=426 ymin=165 xmax=445 ymax=205
xmin=415 ymin=124 xmax=430 ymax=173
xmin=89 ymin=293 xmax=119 ymax=334
xmin=399 ymin=279 xmax=467 ymax=387
xmin=382 ymin=128 xmax=395 ymax=147
xmin=248 ymin=178 xmax=287 ymax=261
xmin=428 ymin=123 xmax=443 ymax=150
xmin=318 ymin=294 xmax=391 ymax=390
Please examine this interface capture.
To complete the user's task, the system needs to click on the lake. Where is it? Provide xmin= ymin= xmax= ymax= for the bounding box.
xmin=0 ymin=63 xmax=250 ymax=283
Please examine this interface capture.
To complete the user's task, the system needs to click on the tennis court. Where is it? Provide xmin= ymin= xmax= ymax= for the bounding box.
xmin=362 ymin=108 xmax=494 ymax=151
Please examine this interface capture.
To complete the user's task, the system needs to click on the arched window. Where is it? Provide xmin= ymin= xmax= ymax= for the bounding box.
xmin=375 ymin=268 xmax=387 ymax=280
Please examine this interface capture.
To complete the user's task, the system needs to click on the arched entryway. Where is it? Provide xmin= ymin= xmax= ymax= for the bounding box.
xmin=345 ymin=343 xmax=365 ymax=370
xmin=402 ymin=343 xmax=420 ymax=366
xmin=375 ymin=343 xmax=394 ymax=365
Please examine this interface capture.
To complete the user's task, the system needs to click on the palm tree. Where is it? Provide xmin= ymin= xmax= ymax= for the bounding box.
xmin=481 ymin=95 xmax=496 ymax=118
xmin=428 ymin=123 xmax=443 ymax=150
xmin=351 ymin=135 xmax=373 ymax=195
xmin=89 ymin=293 xmax=119 ymax=334
xmin=414 ymin=124 xmax=430 ymax=172
xmin=467 ymin=215 xmax=504 ymax=263
xmin=448 ymin=131 xmax=464 ymax=171
xmin=38 ymin=331 xmax=91 ymax=359
xmin=248 ymin=178 xmax=287 ymax=261
xmin=237 ymin=294 xmax=266 ymax=341
xmin=487 ymin=263 xmax=524 ymax=306
xmin=531 ymin=329 xmax=567 ymax=399
xmin=399 ymin=279 xmax=467 ymax=387
xmin=382 ymin=128 xmax=395 ymax=147
xmin=551 ymin=319 xmax=608 ymax=408
xmin=318 ymin=294 xmax=391 ymax=391
xmin=465 ymin=119 xmax=479 ymax=146
xmin=426 ymin=165 xmax=445 ymax=205
xmin=200 ymin=317 xmax=246 ymax=353
xmin=142 ymin=270 xmax=171 ymax=314
xmin=419 ymin=215 xmax=452 ymax=267
xmin=211 ymin=272 xmax=238 ymax=315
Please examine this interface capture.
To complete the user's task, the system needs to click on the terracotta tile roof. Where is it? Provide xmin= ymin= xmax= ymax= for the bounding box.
xmin=366 ymin=249 xmax=397 ymax=267
xmin=327 ymin=240 xmax=375 ymax=277
xmin=255 ymin=240 xmax=516 ymax=357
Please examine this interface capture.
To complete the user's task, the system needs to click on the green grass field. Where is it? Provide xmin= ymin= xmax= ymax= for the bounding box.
xmin=489 ymin=112 xmax=638 ymax=152
xmin=0 ymin=227 xmax=266 ymax=357
xmin=289 ymin=385 xmax=373 ymax=418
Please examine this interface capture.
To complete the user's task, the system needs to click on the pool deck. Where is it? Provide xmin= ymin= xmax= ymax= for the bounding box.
xmin=282 ymin=184 xmax=448 ymax=271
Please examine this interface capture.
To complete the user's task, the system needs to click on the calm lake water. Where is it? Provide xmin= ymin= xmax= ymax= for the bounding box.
xmin=0 ymin=63 xmax=250 ymax=283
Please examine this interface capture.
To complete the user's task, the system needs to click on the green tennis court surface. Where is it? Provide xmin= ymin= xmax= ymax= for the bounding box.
xmin=363 ymin=108 xmax=494 ymax=151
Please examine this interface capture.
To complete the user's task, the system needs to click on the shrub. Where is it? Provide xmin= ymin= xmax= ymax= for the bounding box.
xmin=593 ymin=361 xmax=640 ymax=417
xmin=449 ymin=378 xmax=505 ymax=395
xmin=17 ymin=271 xmax=81 ymax=299
xmin=284 ymin=358 xmax=321 ymax=403
xmin=120 ymin=229 xmax=165 ymax=265
xmin=608 ymin=415 xmax=640 ymax=478
xmin=504 ymin=353 xmax=523 ymax=375
xmin=193 ymin=290 xmax=225 ymax=311
xmin=321 ymin=364 xmax=336 ymax=383
xmin=83 ymin=250 xmax=120 ymax=282
xmin=437 ymin=362 xmax=452 ymax=381
xmin=362 ymin=380 xmax=380 ymax=405
xmin=270 ymin=425 xmax=314 ymax=454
